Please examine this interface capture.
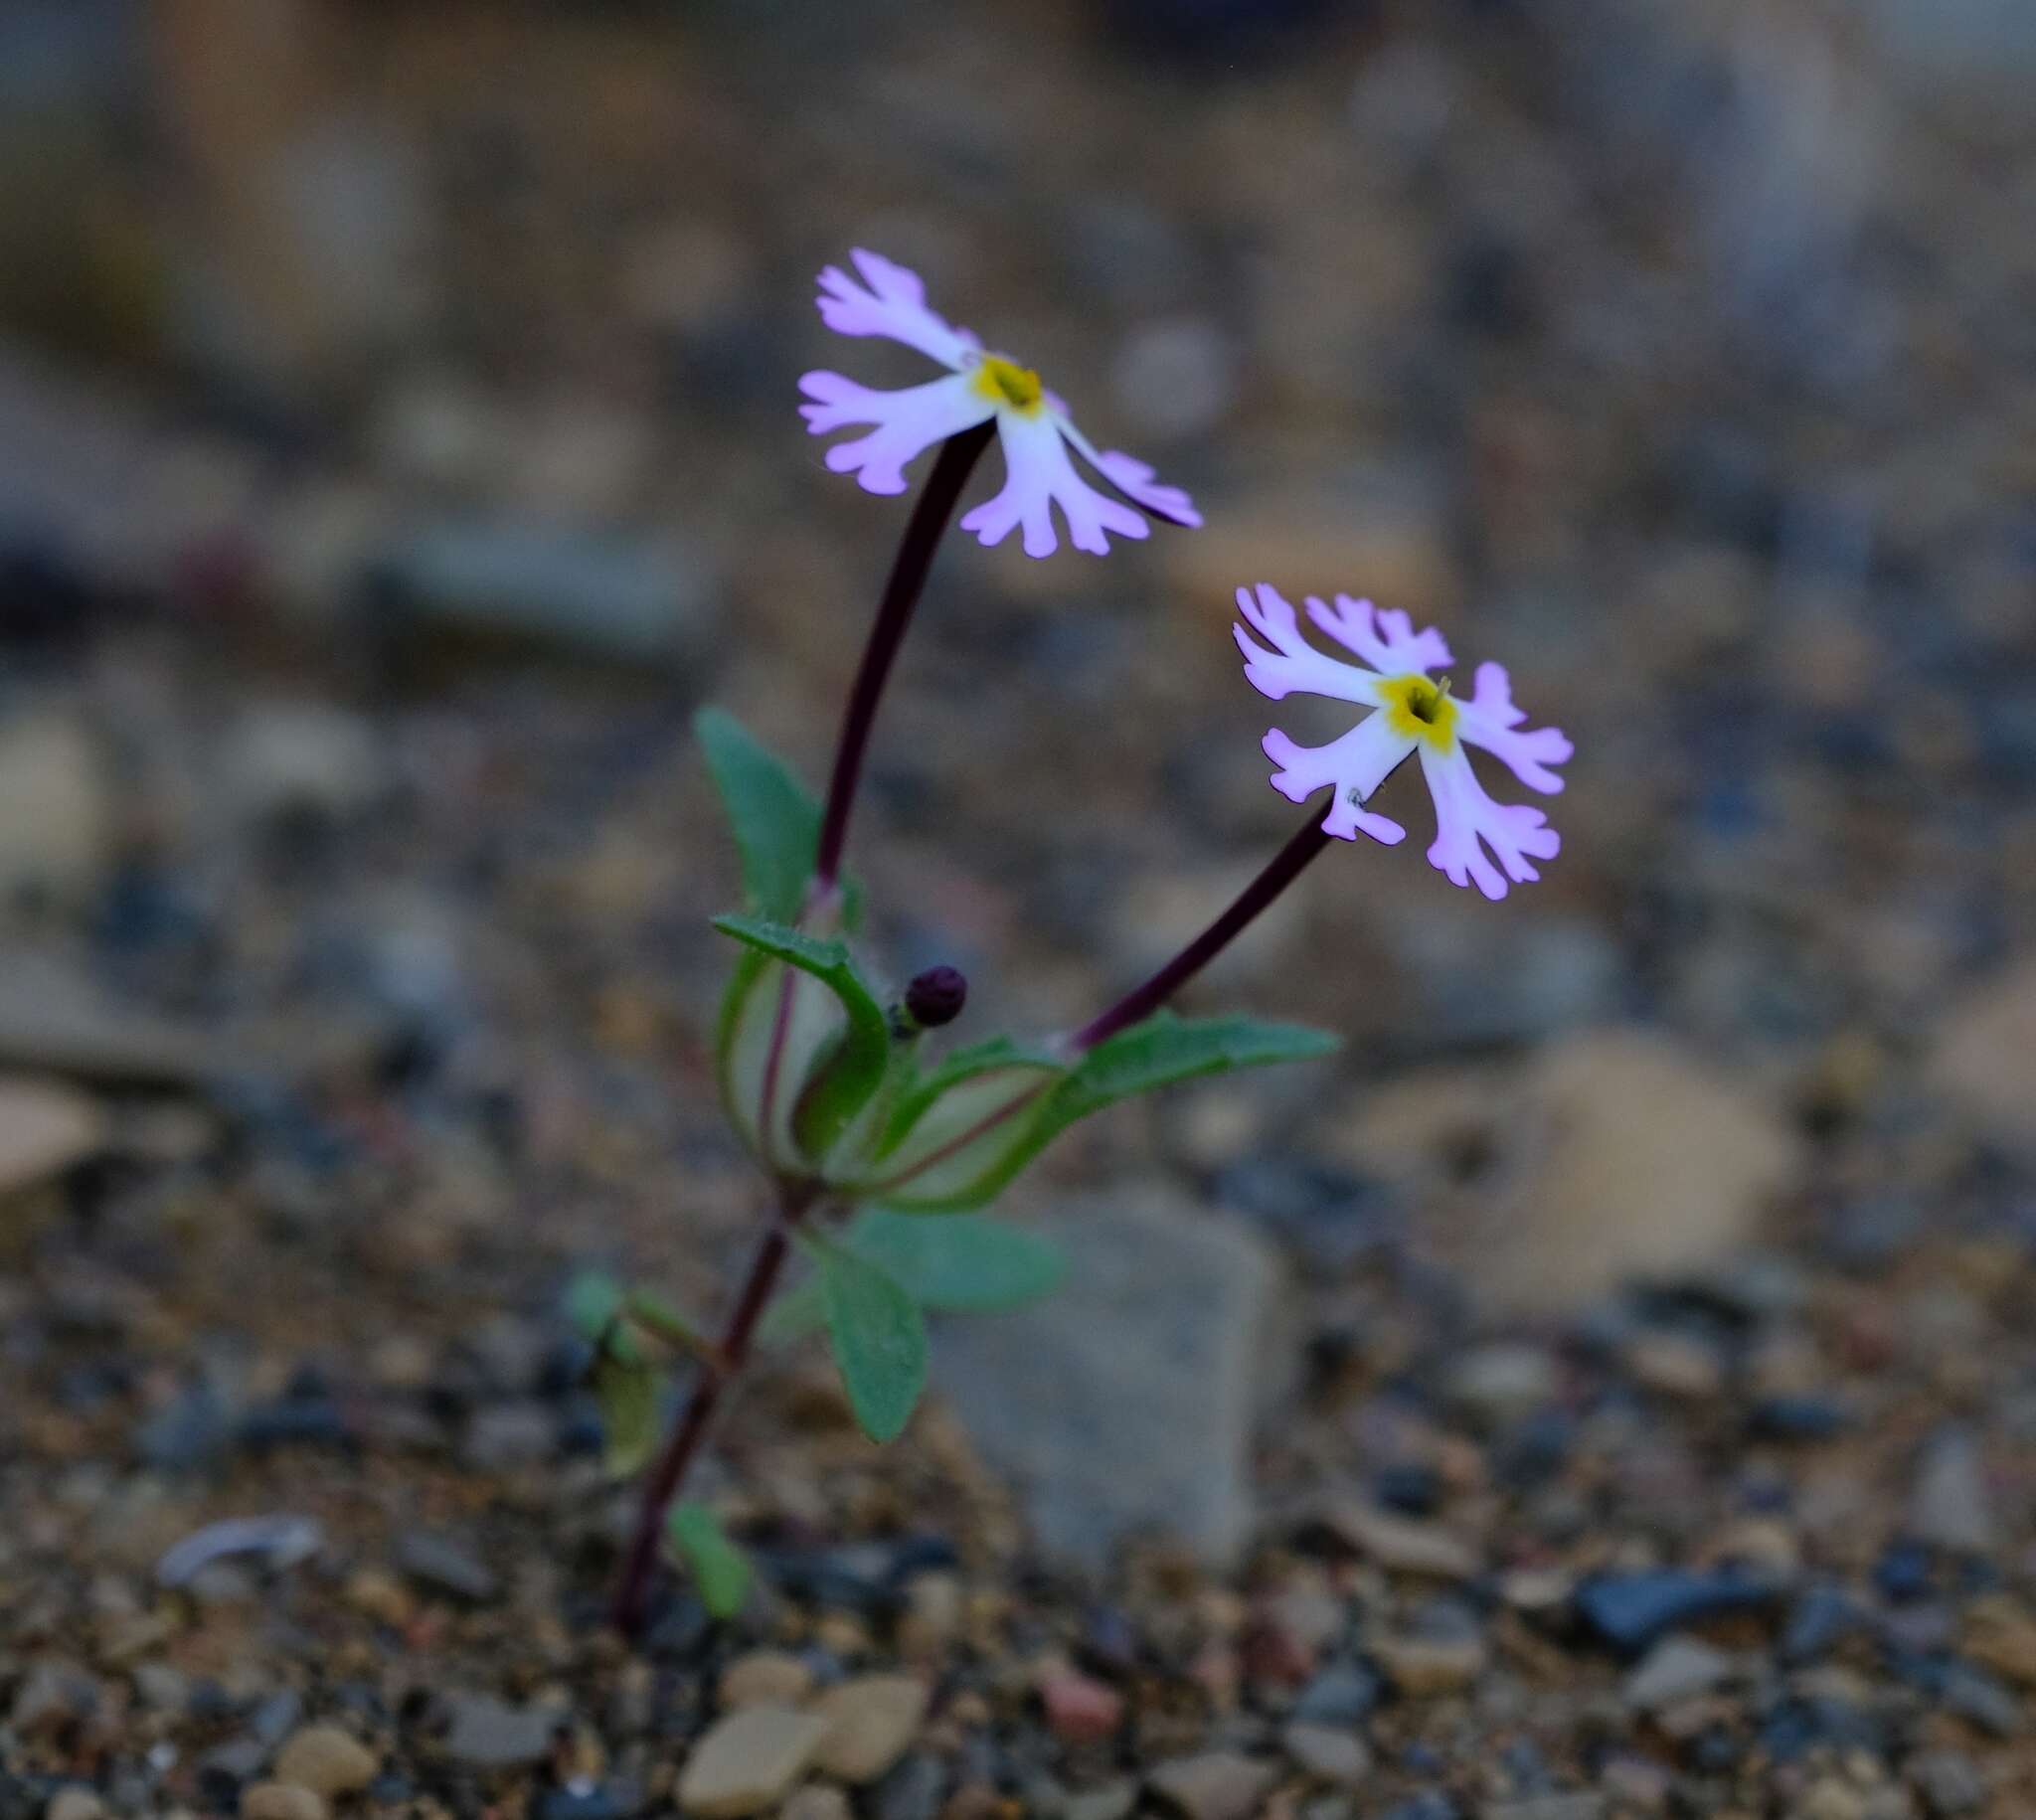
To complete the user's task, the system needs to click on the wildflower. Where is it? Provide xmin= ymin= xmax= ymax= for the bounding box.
xmin=1234 ymin=583 xmax=1571 ymax=900
xmin=799 ymin=248 xmax=1201 ymax=558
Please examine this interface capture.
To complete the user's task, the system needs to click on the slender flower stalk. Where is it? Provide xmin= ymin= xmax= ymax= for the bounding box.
xmin=610 ymin=1191 xmax=812 ymax=1638
xmin=813 ymin=421 xmax=995 ymax=892
xmin=1067 ymin=812 xmax=1333 ymax=1053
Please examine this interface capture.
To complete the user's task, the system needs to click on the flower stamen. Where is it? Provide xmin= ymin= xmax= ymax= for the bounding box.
xmin=974 ymin=355 xmax=1045 ymax=414
xmin=1381 ymin=672 xmax=1458 ymax=747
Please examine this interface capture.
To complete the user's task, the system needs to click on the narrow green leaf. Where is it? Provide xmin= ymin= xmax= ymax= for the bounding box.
xmin=1054 ymin=1013 xmax=1339 ymax=1126
xmin=591 ymin=1349 xmax=661 ymax=1476
xmin=815 ymin=1236 xmax=928 ymax=1443
xmin=695 ymin=708 xmax=821 ymax=924
xmin=713 ymin=914 xmax=892 ymax=1160
xmin=667 ymin=1502 xmax=751 ymax=1619
xmin=880 ymin=1012 xmax=1338 ymax=1213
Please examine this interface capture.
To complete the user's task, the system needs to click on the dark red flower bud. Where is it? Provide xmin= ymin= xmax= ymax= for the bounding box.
xmin=903 ymin=965 xmax=967 ymax=1031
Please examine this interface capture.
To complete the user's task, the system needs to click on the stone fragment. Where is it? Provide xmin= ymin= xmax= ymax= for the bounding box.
xmin=395 ymin=1530 xmax=498 ymax=1602
xmin=675 ymin=1708 xmax=831 ymax=1819
xmin=810 ymin=1674 xmax=930 ymax=1784
xmin=1621 ymin=1637 xmax=1733 ymax=1711
xmin=45 ymin=1792 xmax=105 ymax=1820
xmin=716 ymin=1651 xmax=814 ymax=1712
xmin=1314 ymin=1503 xmax=1479 ymax=1579
xmin=242 ymin=1786 xmax=325 ymax=1820
xmin=937 ymin=1189 xmax=1281 ymax=1569
xmin=273 ymin=1726 xmax=377 ymax=1799
xmin=439 ymin=1694 xmax=559 ymax=1768
xmin=1145 ymin=1751 xmax=1280 ymax=1820
xmin=778 ymin=1790 xmax=851 ymax=1820
xmin=1927 ymin=953 xmax=2036 ymax=1160
xmin=1909 ymin=1427 xmax=1995 ymax=1554
xmin=1369 ymin=1634 xmax=1486 ymax=1697
xmin=1038 ymin=1665 xmax=1124 ymax=1744
xmin=1282 ymin=1723 xmax=1371 ymax=1787
xmin=1445 ymin=1345 xmax=1558 ymax=1427
xmin=0 ymin=710 xmax=111 ymax=898
xmin=1459 ymin=1032 xmax=1803 ymax=1313
xmin=0 ymin=1075 xmax=107 ymax=1200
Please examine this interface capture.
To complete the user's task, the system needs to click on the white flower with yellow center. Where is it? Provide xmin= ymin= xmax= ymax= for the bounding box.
xmin=1234 ymin=583 xmax=1572 ymax=900
xmin=798 ymin=248 xmax=1201 ymax=558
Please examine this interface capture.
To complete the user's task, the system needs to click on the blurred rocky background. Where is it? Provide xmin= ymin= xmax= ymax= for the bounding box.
xmin=3 ymin=0 xmax=2036 ymax=1815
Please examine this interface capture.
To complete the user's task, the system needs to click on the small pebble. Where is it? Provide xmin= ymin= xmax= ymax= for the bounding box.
xmin=675 ymin=1708 xmax=831 ymax=1819
xmin=1282 ymin=1724 xmax=1371 ymax=1788
xmin=810 ymin=1674 xmax=930 ymax=1784
xmin=242 ymin=1785 xmax=325 ymax=1820
xmin=1146 ymin=1752 xmax=1280 ymax=1820
xmin=274 ymin=1725 xmax=378 ymax=1799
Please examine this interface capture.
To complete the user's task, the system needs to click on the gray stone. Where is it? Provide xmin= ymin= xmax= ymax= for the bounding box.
xmin=1907 ymin=1750 xmax=1985 ymax=1816
xmin=371 ymin=520 xmax=714 ymax=666
xmin=1445 ymin=1344 xmax=1559 ymax=1428
xmin=1146 ymin=1752 xmax=1279 ymax=1820
xmin=936 ymin=1189 xmax=1282 ymax=1570
xmin=1281 ymin=1724 xmax=1371 ymax=1788
xmin=438 ymin=1693 xmax=560 ymax=1769
xmin=1621 ymin=1637 xmax=1733 ymax=1711
xmin=395 ymin=1530 xmax=498 ymax=1603
xmin=461 ymin=1403 xmax=558 ymax=1471
xmin=1483 ymin=1800 xmax=1605 ymax=1820
xmin=218 ymin=703 xmax=385 ymax=828
xmin=1910 ymin=1428 xmax=1995 ymax=1554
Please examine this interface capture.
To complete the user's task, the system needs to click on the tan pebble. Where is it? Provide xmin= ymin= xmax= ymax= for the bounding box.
xmin=45 ymin=1791 xmax=106 ymax=1820
xmin=242 ymin=1784 xmax=326 ymax=1820
xmin=1798 ymin=1779 xmax=1865 ymax=1820
xmin=946 ymin=1691 xmax=990 ymax=1728
xmin=897 ymin=1572 xmax=963 ymax=1664
xmin=344 ymin=1569 xmax=414 ymax=1626
xmin=811 ymin=1674 xmax=930 ymax=1783
xmin=719 ymin=1651 xmax=815 ymax=1712
xmin=274 ymin=1724 xmax=378 ymax=1798
xmin=776 ymin=1789 xmax=851 ymax=1820
xmin=677 ymin=1708 xmax=832 ymax=1819
xmin=1370 ymin=1634 xmax=1486 ymax=1697
xmin=811 ymin=1612 xmax=869 ymax=1658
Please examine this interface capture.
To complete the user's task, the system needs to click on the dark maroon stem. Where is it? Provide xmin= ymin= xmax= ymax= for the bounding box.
xmin=610 ymin=1196 xmax=809 ymax=1638
xmin=813 ymin=421 xmax=995 ymax=891
xmin=1068 ymin=812 xmax=1333 ymax=1053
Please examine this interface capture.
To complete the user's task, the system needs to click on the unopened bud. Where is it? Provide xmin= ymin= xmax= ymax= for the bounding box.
xmin=902 ymin=965 xmax=967 ymax=1032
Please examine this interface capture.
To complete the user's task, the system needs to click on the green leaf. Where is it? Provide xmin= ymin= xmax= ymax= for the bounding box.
xmin=762 ymin=1210 xmax=1064 ymax=1343
xmin=591 ymin=1348 xmax=661 ymax=1475
xmin=840 ymin=1208 xmax=1066 ymax=1311
xmin=564 ymin=1268 xmax=631 ymax=1352
xmin=667 ymin=1502 xmax=752 ymax=1619
xmin=695 ymin=708 xmax=822 ymax=924
xmin=814 ymin=1235 xmax=928 ymax=1443
xmin=713 ymin=914 xmax=892 ymax=1161
xmin=880 ymin=1012 xmax=1338 ymax=1213
xmin=1054 ymin=1012 xmax=1339 ymax=1126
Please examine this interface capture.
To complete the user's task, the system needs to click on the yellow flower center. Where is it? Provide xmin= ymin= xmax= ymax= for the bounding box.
xmin=973 ymin=355 xmax=1045 ymax=414
xmin=1380 ymin=673 xmax=1457 ymax=748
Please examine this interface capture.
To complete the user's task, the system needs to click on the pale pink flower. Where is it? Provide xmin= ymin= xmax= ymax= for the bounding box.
xmin=799 ymin=248 xmax=1201 ymax=558
xmin=1234 ymin=583 xmax=1572 ymax=900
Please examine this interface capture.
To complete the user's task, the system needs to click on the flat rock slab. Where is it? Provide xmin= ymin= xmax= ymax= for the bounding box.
xmin=936 ymin=1189 xmax=1280 ymax=1572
